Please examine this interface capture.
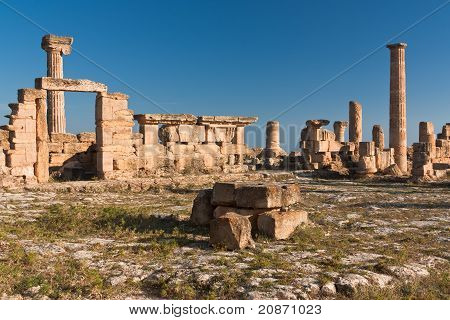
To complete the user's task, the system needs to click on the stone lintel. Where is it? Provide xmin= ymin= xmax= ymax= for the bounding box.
xmin=386 ymin=43 xmax=407 ymax=49
xmin=197 ymin=115 xmax=258 ymax=126
xmin=134 ymin=113 xmax=197 ymax=125
xmin=41 ymin=34 xmax=73 ymax=54
xmin=35 ymin=77 xmax=107 ymax=93
xmin=96 ymin=92 xmax=129 ymax=100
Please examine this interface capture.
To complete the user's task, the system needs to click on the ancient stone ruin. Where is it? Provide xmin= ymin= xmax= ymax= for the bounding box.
xmin=0 ymin=36 xmax=449 ymax=187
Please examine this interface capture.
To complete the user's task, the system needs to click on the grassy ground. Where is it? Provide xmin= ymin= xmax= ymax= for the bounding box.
xmin=0 ymin=173 xmax=448 ymax=299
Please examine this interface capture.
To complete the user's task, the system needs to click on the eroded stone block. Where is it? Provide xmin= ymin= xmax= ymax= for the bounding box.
xmin=257 ymin=210 xmax=308 ymax=240
xmin=209 ymin=213 xmax=255 ymax=250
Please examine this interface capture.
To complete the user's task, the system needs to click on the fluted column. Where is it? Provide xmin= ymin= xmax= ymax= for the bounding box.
xmin=41 ymin=35 xmax=73 ymax=134
xmin=333 ymin=121 xmax=348 ymax=142
xmin=387 ymin=43 xmax=407 ymax=173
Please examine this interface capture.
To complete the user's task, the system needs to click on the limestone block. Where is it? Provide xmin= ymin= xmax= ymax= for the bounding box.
xmin=9 ymin=103 xmax=36 ymax=119
xmin=63 ymin=142 xmax=92 ymax=154
xmin=311 ymin=129 xmax=335 ymax=141
xmin=10 ymin=165 xmax=35 ymax=177
xmin=143 ymin=144 xmax=165 ymax=156
xmin=211 ymin=182 xmax=238 ymax=206
xmin=209 ymin=213 xmax=255 ymax=250
xmin=357 ymin=156 xmax=377 ymax=174
xmin=9 ymin=118 xmax=36 ymax=133
xmin=6 ymin=152 xmax=26 ymax=167
xmin=359 ymin=142 xmax=375 ymax=156
xmin=190 ymin=189 xmax=214 ymax=226
xmin=167 ymin=143 xmax=195 ymax=155
xmin=35 ymin=77 xmax=107 ymax=93
xmin=235 ymin=182 xmax=301 ymax=209
xmin=48 ymin=142 xmax=64 ymax=153
xmin=17 ymin=88 xmax=46 ymax=103
xmin=96 ymin=127 xmax=113 ymax=146
xmin=310 ymin=152 xmax=332 ymax=163
xmin=220 ymin=143 xmax=245 ymax=155
xmin=214 ymin=206 xmax=272 ymax=233
xmin=77 ymin=132 xmax=96 ymax=143
xmin=159 ymin=125 xmax=179 ymax=144
xmin=98 ymin=145 xmax=135 ymax=154
xmin=113 ymin=158 xmax=139 ymax=171
xmin=49 ymin=153 xmax=74 ymax=166
xmin=134 ymin=113 xmax=197 ymax=125
xmin=214 ymin=127 xmax=236 ymax=143
xmin=194 ymin=144 xmax=220 ymax=155
xmin=312 ymin=140 xmax=329 ymax=153
xmin=97 ymin=151 xmax=114 ymax=175
xmin=329 ymin=140 xmax=342 ymax=152
xmin=10 ymin=131 xmax=36 ymax=141
xmin=50 ymin=133 xmax=77 ymax=143
xmin=383 ymin=164 xmax=403 ymax=176
xmin=257 ymin=210 xmax=308 ymax=240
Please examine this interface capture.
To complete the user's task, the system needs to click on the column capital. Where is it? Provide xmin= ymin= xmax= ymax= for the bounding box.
xmin=41 ymin=34 xmax=73 ymax=55
xmin=386 ymin=43 xmax=407 ymax=50
xmin=333 ymin=121 xmax=348 ymax=128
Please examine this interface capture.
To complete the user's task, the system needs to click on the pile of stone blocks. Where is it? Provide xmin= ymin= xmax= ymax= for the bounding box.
xmin=300 ymin=120 xmax=343 ymax=170
xmin=134 ymin=114 xmax=258 ymax=174
xmin=190 ymin=181 xmax=308 ymax=250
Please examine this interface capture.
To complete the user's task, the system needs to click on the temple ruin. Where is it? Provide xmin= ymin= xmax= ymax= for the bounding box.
xmin=0 ymin=37 xmax=449 ymax=187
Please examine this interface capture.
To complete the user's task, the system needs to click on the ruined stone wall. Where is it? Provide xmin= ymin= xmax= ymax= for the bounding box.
xmin=135 ymin=114 xmax=257 ymax=175
xmin=48 ymin=132 xmax=96 ymax=179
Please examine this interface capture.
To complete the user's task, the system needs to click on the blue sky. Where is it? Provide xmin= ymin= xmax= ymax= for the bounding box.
xmin=0 ymin=0 xmax=449 ymax=150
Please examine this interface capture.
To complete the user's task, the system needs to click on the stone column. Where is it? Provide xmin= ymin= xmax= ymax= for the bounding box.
xmin=266 ymin=121 xmax=280 ymax=150
xmin=372 ymin=125 xmax=385 ymax=150
xmin=234 ymin=126 xmax=245 ymax=145
xmin=349 ymin=101 xmax=362 ymax=144
xmin=419 ymin=121 xmax=435 ymax=157
xmin=333 ymin=121 xmax=348 ymax=142
xmin=140 ymin=124 xmax=159 ymax=145
xmin=387 ymin=43 xmax=407 ymax=173
xmin=41 ymin=35 xmax=73 ymax=134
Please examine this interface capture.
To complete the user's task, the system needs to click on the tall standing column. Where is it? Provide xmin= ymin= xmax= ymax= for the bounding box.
xmin=372 ymin=125 xmax=385 ymax=150
xmin=387 ymin=43 xmax=407 ymax=173
xmin=349 ymin=101 xmax=362 ymax=144
xmin=41 ymin=34 xmax=73 ymax=134
xmin=333 ymin=121 xmax=348 ymax=142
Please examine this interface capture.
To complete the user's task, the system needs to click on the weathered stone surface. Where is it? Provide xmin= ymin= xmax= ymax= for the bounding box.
xmin=383 ymin=163 xmax=403 ymax=176
xmin=257 ymin=210 xmax=308 ymax=239
xmin=50 ymin=133 xmax=77 ymax=143
xmin=211 ymin=182 xmax=238 ymax=206
xmin=209 ymin=213 xmax=255 ymax=250
xmin=35 ymin=77 xmax=107 ymax=93
xmin=134 ymin=113 xmax=197 ymax=125
xmin=190 ymin=189 xmax=214 ymax=226
xmin=77 ymin=132 xmax=96 ymax=143
xmin=335 ymin=274 xmax=369 ymax=295
xmin=235 ymin=182 xmax=301 ymax=209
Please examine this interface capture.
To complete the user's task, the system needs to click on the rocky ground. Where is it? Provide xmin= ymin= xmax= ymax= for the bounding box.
xmin=0 ymin=172 xmax=448 ymax=300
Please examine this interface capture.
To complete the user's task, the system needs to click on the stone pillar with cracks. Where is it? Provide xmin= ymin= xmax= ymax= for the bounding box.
xmin=387 ymin=43 xmax=407 ymax=173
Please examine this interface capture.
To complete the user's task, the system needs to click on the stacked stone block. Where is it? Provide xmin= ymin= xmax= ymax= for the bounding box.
xmin=1 ymin=89 xmax=47 ymax=182
xmin=96 ymin=92 xmax=138 ymax=179
xmin=263 ymin=120 xmax=287 ymax=169
xmin=191 ymin=181 xmax=307 ymax=250
xmin=134 ymin=114 xmax=257 ymax=174
xmin=300 ymin=120 xmax=342 ymax=169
